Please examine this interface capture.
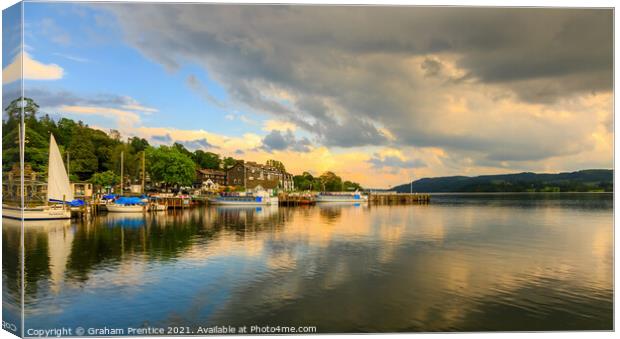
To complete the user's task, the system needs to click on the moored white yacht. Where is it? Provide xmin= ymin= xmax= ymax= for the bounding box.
xmin=106 ymin=197 xmax=146 ymax=213
xmin=3 ymin=134 xmax=72 ymax=220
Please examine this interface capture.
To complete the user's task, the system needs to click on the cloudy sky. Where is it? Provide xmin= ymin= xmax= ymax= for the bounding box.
xmin=3 ymin=3 xmax=613 ymax=188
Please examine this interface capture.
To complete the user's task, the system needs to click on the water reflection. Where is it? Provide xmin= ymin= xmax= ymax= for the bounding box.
xmin=3 ymin=195 xmax=612 ymax=332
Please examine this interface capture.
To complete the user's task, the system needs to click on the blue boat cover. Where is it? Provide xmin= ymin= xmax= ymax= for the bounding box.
xmin=102 ymin=194 xmax=117 ymax=200
xmin=69 ymin=199 xmax=86 ymax=207
xmin=115 ymin=197 xmax=145 ymax=205
xmin=49 ymin=198 xmax=86 ymax=206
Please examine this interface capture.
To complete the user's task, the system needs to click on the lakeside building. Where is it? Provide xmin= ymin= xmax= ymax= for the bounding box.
xmin=196 ymin=169 xmax=228 ymax=187
xmin=3 ymin=164 xmax=47 ymax=206
xmin=71 ymin=182 xmax=93 ymax=199
xmin=195 ymin=168 xmax=228 ymax=192
xmin=226 ymin=161 xmax=295 ymax=191
xmin=195 ymin=160 xmax=294 ymax=191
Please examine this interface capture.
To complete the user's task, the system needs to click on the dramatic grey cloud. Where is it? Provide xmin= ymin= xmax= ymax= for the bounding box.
xmin=21 ymin=87 xmax=157 ymax=113
xmin=421 ymin=57 xmax=443 ymax=78
xmin=2 ymin=82 xmax=20 ymax=113
xmin=262 ymin=129 xmax=311 ymax=152
xmin=178 ymin=138 xmax=215 ymax=151
xmin=369 ymin=154 xmax=426 ymax=170
xmin=96 ymin=4 xmax=612 ymax=168
xmin=152 ymin=134 xmax=172 ymax=143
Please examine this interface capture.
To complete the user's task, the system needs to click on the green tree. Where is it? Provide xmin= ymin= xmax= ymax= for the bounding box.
xmin=129 ymin=137 xmax=150 ymax=153
xmin=294 ymin=171 xmax=316 ymax=190
xmin=193 ymin=150 xmax=220 ymax=169
xmin=343 ymin=180 xmax=363 ymax=191
xmin=266 ymin=159 xmax=286 ymax=172
xmin=90 ymin=128 xmax=120 ymax=172
xmin=55 ymin=118 xmax=78 ymax=146
xmin=90 ymin=170 xmax=119 ymax=188
xmin=67 ymin=128 xmax=98 ymax=180
xmin=319 ymin=171 xmax=343 ymax=191
xmin=4 ymin=97 xmax=39 ymax=122
xmin=146 ymin=146 xmax=196 ymax=187
xmin=222 ymin=156 xmax=238 ymax=169
xmin=172 ymin=142 xmax=193 ymax=158
xmin=24 ymin=127 xmax=49 ymax=173
xmin=2 ymin=98 xmax=22 ymax=171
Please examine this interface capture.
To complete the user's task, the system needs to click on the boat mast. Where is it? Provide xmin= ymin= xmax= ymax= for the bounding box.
xmin=141 ymin=151 xmax=145 ymax=194
xmin=66 ymin=151 xmax=70 ymax=177
xmin=120 ymin=151 xmax=124 ymax=195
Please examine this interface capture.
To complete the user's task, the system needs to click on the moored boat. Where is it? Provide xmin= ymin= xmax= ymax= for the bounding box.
xmin=316 ymin=190 xmax=368 ymax=203
xmin=106 ymin=197 xmax=146 ymax=213
xmin=2 ymin=204 xmax=70 ymax=220
xmin=3 ymin=134 xmax=72 ymax=220
xmin=208 ymin=190 xmax=278 ymax=205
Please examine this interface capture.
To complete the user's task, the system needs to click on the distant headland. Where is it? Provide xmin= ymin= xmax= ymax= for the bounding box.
xmin=391 ymin=170 xmax=613 ymax=193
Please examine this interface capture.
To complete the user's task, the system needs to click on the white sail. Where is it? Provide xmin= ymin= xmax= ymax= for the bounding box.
xmin=46 ymin=134 xmax=74 ymax=202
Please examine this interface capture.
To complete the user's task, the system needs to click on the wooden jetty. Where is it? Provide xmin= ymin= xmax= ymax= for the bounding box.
xmin=278 ymin=192 xmax=317 ymax=206
xmin=367 ymin=192 xmax=430 ymax=204
xmin=153 ymin=196 xmax=191 ymax=209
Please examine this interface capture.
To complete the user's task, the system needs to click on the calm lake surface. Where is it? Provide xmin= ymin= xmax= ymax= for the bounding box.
xmin=3 ymin=194 xmax=613 ymax=333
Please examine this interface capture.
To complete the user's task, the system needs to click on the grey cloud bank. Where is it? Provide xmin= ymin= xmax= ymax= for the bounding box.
xmin=95 ymin=4 xmax=612 ymax=170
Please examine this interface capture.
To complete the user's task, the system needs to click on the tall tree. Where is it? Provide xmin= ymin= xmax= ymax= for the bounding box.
xmin=68 ymin=128 xmax=98 ymax=180
xmin=193 ymin=150 xmax=220 ymax=169
xmin=172 ymin=142 xmax=193 ymax=158
xmin=90 ymin=170 xmax=120 ymax=188
xmin=319 ymin=171 xmax=343 ymax=191
xmin=266 ymin=159 xmax=286 ymax=172
xmin=129 ymin=137 xmax=150 ymax=153
xmin=221 ymin=156 xmax=238 ymax=170
xmin=146 ymin=146 xmax=196 ymax=187
xmin=293 ymin=172 xmax=315 ymax=190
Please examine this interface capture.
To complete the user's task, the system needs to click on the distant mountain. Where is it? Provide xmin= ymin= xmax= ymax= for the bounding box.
xmin=391 ymin=169 xmax=613 ymax=193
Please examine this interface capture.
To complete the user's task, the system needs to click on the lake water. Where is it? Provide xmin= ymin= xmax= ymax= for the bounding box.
xmin=3 ymin=194 xmax=613 ymax=334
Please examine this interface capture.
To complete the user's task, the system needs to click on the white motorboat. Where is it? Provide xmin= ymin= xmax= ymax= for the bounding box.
xmin=316 ymin=190 xmax=368 ymax=203
xmin=208 ymin=190 xmax=278 ymax=206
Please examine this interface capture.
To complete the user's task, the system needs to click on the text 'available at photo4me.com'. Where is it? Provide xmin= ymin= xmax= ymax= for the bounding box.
xmin=25 ymin=325 xmax=319 ymax=337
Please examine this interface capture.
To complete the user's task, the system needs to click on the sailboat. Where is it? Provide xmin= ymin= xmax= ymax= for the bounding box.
xmin=106 ymin=151 xmax=146 ymax=213
xmin=2 ymin=134 xmax=72 ymax=220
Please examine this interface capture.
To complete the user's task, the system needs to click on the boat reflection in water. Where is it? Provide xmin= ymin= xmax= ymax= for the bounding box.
xmin=214 ymin=204 xmax=279 ymax=220
xmin=101 ymin=212 xmax=147 ymax=229
xmin=3 ymin=194 xmax=613 ymax=332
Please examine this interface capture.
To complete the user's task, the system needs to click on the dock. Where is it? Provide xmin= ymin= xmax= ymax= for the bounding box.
xmin=368 ymin=192 xmax=430 ymax=204
xmin=278 ymin=192 xmax=317 ymax=206
xmin=69 ymin=191 xmax=430 ymax=219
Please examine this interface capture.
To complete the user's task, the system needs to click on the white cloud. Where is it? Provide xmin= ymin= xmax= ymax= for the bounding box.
xmin=3 ymin=51 xmax=64 ymax=84
xmin=56 ymin=105 xmax=141 ymax=127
